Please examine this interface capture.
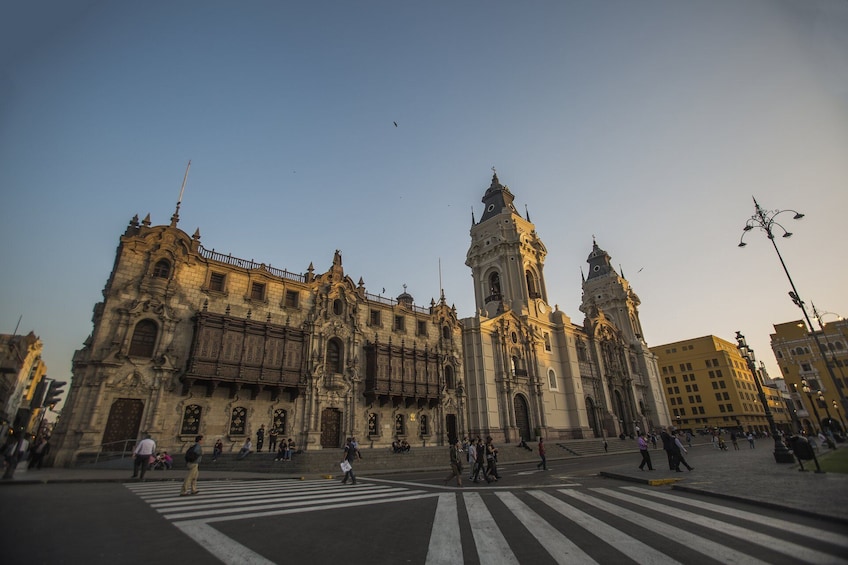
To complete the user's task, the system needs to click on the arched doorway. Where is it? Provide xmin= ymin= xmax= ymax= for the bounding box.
xmin=101 ymin=398 xmax=144 ymax=452
xmin=320 ymin=408 xmax=342 ymax=448
xmin=514 ymin=395 xmax=533 ymax=441
xmin=445 ymin=414 xmax=457 ymax=445
xmin=614 ymin=390 xmax=627 ymax=436
xmin=585 ymin=397 xmax=599 ymax=436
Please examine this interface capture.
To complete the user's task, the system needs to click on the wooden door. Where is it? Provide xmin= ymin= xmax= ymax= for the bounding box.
xmin=101 ymin=398 xmax=144 ymax=452
xmin=320 ymin=408 xmax=341 ymax=448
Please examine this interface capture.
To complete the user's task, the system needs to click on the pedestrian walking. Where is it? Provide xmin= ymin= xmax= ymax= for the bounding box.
xmin=747 ymin=432 xmax=755 ymax=449
xmin=471 ymin=437 xmax=490 ymax=483
xmin=537 ymin=437 xmax=547 ymax=470
xmin=443 ymin=440 xmax=463 ymax=487
xmin=212 ymin=438 xmax=223 ymax=461
xmin=2 ymin=430 xmax=29 ymax=480
xmin=638 ymin=433 xmax=654 ymax=471
xmin=730 ymin=431 xmax=739 ymax=450
xmin=485 ymin=436 xmax=500 ymax=481
xmin=256 ymin=425 xmax=265 ymax=452
xmin=27 ymin=436 xmax=50 ymax=470
xmin=603 ymin=439 xmax=609 ymax=453
xmin=660 ymin=428 xmax=676 ymax=470
xmin=340 ymin=437 xmax=360 ymax=485
xmin=673 ymin=433 xmax=694 ymax=472
xmin=180 ymin=435 xmax=203 ymax=496
xmin=467 ymin=436 xmax=478 ymax=479
xmin=131 ymin=433 xmax=156 ymax=480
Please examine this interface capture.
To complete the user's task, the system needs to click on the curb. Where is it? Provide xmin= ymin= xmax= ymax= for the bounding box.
xmin=599 ymin=471 xmax=683 ymax=487
xmin=670 ymin=484 xmax=848 ymax=527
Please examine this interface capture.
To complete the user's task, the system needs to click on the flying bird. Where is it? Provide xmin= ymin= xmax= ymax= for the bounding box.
xmin=393 ymin=121 xmax=398 ymax=127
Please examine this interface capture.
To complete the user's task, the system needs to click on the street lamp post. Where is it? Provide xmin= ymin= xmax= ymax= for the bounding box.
xmin=738 ymin=199 xmax=847 ymax=416
xmin=833 ymin=400 xmax=846 ymax=433
xmin=801 ymin=380 xmax=823 ymax=434
xmin=736 ymin=332 xmax=795 ymax=463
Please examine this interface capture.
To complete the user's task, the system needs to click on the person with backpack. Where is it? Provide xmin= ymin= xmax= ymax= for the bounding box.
xmin=180 ymin=435 xmax=203 ymax=496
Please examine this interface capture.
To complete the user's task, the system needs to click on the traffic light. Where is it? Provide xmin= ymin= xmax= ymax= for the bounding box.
xmin=43 ymin=380 xmax=67 ymax=409
xmin=31 ymin=379 xmax=48 ymax=408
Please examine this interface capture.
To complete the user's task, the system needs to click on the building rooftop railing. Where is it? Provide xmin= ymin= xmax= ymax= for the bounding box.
xmin=199 ymin=246 xmax=306 ymax=283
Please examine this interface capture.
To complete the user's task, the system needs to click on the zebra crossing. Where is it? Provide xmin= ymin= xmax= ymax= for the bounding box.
xmin=127 ymin=480 xmax=848 ymax=565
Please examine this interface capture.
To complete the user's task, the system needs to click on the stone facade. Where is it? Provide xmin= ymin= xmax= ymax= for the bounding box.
xmin=51 ymin=173 xmax=671 ymax=465
xmin=461 ymin=174 xmax=670 ymax=443
xmin=51 ymin=212 xmax=464 ymax=465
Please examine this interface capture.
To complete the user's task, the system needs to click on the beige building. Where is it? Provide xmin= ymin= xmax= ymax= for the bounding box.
xmin=461 ymin=174 xmax=670 ymax=442
xmin=0 ymin=331 xmax=48 ymax=436
xmin=51 ymin=209 xmax=465 ymax=465
xmin=770 ymin=318 xmax=848 ymax=436
xmin=651 ymin=335 xmax=792 ymax=434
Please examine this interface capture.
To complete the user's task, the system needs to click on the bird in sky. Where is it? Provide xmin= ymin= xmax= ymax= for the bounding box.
xmin=393 ymin=121 xmax=398 ymax=127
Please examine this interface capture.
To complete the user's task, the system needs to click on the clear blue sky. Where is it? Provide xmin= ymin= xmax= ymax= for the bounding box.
xmin=1 ymin=1 xmax=846 ymax=396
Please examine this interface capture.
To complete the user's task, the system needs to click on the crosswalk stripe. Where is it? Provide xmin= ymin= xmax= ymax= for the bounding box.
xmin=464 ymin=492 xmax=519 ymax=565
xmin=426 ymin=494 xmax=463 ymax=565
xmin=593 ymin=488 xmax=847 ymax=565
xmin=163 ymin=487 xmax=419 ymax=520
xmin=191 ymin=492 xmax=438 ymax=524
xmin=621 ymin=486 xmax=848 ymax=550
xmin=563 ymin=489 xmax=772 ymax=565
xmin=495 ymin=491 xmax=597 ymax=565
xmin=150 ymin=485 xmax=398 ymax=510
xmin=174 ymin=521 xmax=275 ymax=565
xmin=530 ymin=490 xmax=682 ymax=565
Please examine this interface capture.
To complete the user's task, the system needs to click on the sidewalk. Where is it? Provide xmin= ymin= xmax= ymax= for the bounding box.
xmin=600 ymin=442 xmax=848 ymax=525
xmin=4 ymin=442 xmax=847 ymax=524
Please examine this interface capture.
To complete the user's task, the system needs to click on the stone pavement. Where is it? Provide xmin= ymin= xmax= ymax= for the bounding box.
xmin=599 ymin=440 xmax=848 ymax=525
xmin=3 ymin=441 xmax=847 ymax=524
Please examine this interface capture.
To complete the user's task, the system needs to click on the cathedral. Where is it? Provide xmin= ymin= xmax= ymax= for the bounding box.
xmin=51 ymin=173 xmax=669 ymax=465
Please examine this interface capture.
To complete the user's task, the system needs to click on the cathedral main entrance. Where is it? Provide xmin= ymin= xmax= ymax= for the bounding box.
xmin=101 ymin=398 xmax=144 ymax=452
xmin=514 ymin=395 xmax=533 ymax=441
xmin=320 ymin=408 xmax=342 ymax=448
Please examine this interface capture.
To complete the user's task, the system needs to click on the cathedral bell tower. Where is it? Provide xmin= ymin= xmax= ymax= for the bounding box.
xmin=466 ymin=172 xmax=549 ymax=319
xmin=581 ymin=238 xmax=645 ymax=344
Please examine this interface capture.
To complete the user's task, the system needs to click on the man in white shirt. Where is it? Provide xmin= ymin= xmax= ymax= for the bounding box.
xmin=132 ymin=433 xmax=156 ymax=480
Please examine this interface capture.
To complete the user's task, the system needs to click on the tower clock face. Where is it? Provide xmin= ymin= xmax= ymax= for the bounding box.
xmin=593 ymin=265 xmax=600 ymax=272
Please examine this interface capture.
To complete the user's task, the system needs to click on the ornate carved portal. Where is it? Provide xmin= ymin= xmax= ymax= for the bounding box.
xmin=320 ymin=408 xmax=342 ymax=448
xmin=514 ymin=394 xmax=532 ymax=441
xmin=101 ymin=398 xmax=144 ymax=451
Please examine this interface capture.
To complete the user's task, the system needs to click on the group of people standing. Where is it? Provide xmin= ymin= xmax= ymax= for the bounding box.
xmin=2 ymin=429 xmax=50 ymax=480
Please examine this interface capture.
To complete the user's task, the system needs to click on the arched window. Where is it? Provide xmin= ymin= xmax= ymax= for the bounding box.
xmin=395 ymin=414 xmax=406 ymax=436
xmin=128 ymin=319 xmax=158 ymax=357
xmin=273 ymin=409 xmax=287 ymax=435
xmin=333 ymin=299 xmax=343 ymax=315
xmin=327 ymin=338 xmax=343 ymax=374
xmin=152 ymin=259 xmax=171 ymax=279
xmin=181 ymin=404 xmax=202 ymax=435
xmin=368 ymin=412 xmax=378 ymax=436
xmin=419 ymin=414 xmax=429 ymax=436
xmin=525 ymin=270 xmax=540 ymax=299
xmin=444 ymin=365 xmax=455 ymax=389
xmin=489 ymin=272 xmax=501 ymax=297
xmin=229 ymin=407 xmax=247 ymax=436
xmin=548 ymin=369 xmax=557 ymax=390
xmin=442 ymin=326 xmax=451 ymax=340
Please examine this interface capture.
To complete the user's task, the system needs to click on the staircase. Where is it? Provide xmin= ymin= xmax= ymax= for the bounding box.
xmin=73 ymin=438 xmax=645 ymax=474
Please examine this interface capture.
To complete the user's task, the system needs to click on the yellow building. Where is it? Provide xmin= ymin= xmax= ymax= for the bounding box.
xmin=651 ymin=335 xmax=791 ymax=434
xmin=770 ymin=318 xmax=848 ymax=436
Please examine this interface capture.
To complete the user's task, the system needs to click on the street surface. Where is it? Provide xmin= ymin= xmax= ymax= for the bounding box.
xmin=2 ymin=457 xmax=847 ymax=565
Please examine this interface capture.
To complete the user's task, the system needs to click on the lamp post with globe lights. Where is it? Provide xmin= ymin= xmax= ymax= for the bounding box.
xmin=735 ymin=332 xmax=795 ymax=463
xmin=833 ymin=400 xmax=846 ymax=434
xmin=801 ymin=379 xmax=823 ymax=435
xmin=738 ymin=199 xmax=846 ymax=416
